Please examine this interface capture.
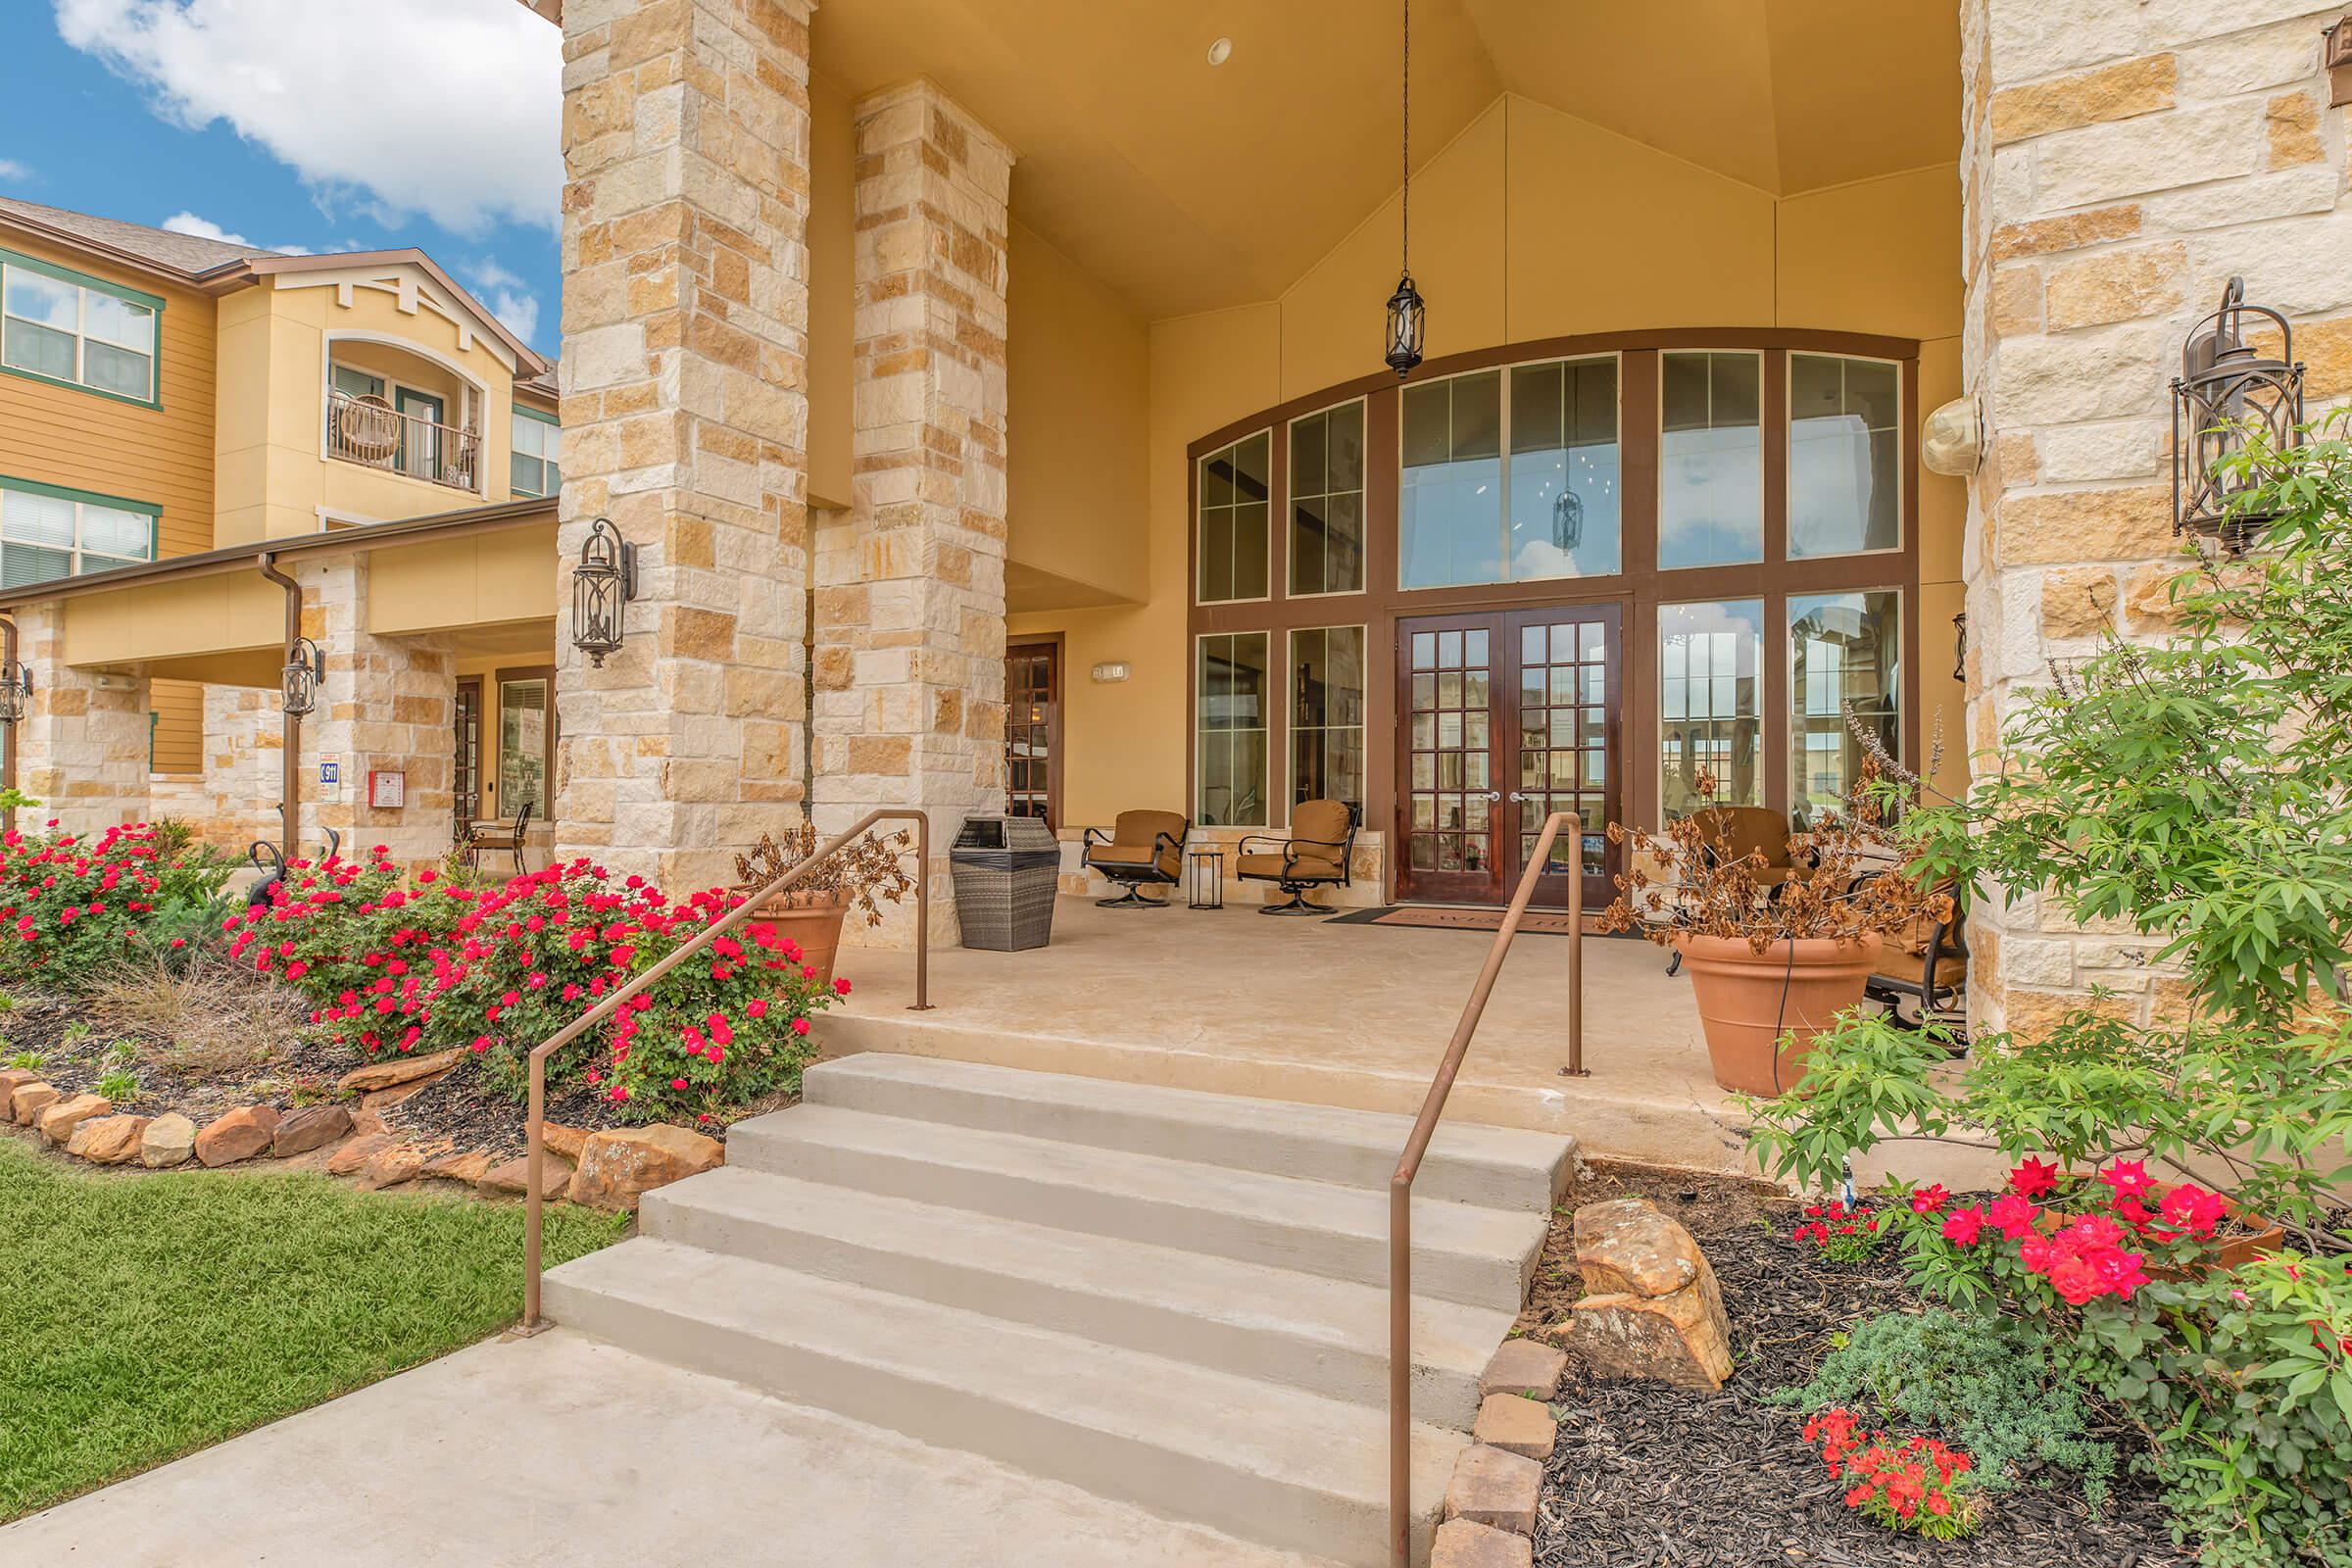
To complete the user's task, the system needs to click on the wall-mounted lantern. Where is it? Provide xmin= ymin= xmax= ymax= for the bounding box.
xmin=2172 ymin=276 xmax=2304 ymax=552
xmin=2325 ymin=15 xmax=2352 ymax=108
xmin=569 ymin=516 xmax=639 ymax=668
xmin=0 ymin=661 xmax=30 ymax=726
xmin=1951 ymin=612 xmax=1968 ymax=685
xmin=280 ymin=637 xmax=324 ymax=716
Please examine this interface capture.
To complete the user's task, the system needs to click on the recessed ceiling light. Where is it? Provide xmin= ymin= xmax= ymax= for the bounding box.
xmin=1206 ymin=37 xmax=1233 ymax=67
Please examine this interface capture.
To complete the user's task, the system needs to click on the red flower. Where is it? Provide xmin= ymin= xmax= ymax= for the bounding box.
xmin=1940 ymin=1207 xmax=1984 ymax=1246
xmin=2009 ymin=1157 xmax=2061 ymax=1199
xmin=1908 ymin=1184 xmax=1950 ymax=1214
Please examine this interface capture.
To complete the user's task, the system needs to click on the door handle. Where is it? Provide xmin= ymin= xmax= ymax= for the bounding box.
xmin=1507 ymin=791 xmax=1528 ymax=803
xmin=1484 ymin=790 xmax=1502 ymax=803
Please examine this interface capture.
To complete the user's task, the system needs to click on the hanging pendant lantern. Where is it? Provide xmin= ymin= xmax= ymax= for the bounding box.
xmin=2171 ymin=276 xmax=2304 ymax=552
xmin=280 ymin=637 xmax=324 ymax=717
xmin=0 ymin=661 xmax=30 ymax=726
xmin=569 ymin=516 xmax=639 ymax=667
xmin=1383 ymin=0 xmax=1425 ymax=378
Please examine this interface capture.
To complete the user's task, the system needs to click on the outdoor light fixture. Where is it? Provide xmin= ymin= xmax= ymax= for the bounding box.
xmin=570 ymin=515 xmax=639 ymax=667
xmin=1920 ymin=394 xmax=1984 ymax=476
xmin=0 ymin=661 xmax=30 ymax=726
xmin=2326 ymin=14 xmax=2352 ymax=107
xmin=1952 ymin=612 xmax=1968 ymax=685
xmin=280 ymin=636 xmax=324 ymax=717
xmin=1383 ymin=0 xmax=1425 ymax=378
xmin=2171 ymin=276 xmax=2304 ymax=552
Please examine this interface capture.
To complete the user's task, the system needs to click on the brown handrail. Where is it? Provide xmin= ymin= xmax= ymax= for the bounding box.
xmin=1388 ymin=810 xmax=1586 ymax=1566
xmin=518 ymin=808 xmax=934 ymax=1332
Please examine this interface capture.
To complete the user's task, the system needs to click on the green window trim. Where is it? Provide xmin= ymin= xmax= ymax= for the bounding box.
xmin=0 ymin=247 xmax=167 ymax=411
xmin=0 ymin=473 xmax=164 ymax=587
xmin=514 ymin=403 xmax=559 ymax=427
xmin=511 ymin=403 xmax=561 ymax=499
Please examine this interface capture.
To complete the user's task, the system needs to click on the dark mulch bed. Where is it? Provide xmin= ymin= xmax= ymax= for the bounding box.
xmin=1529 ymin=1162 xmax=2190 ymax=1568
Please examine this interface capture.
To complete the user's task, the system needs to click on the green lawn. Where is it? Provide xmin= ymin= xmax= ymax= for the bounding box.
xmin=0 ymin=1134 xmax=627 ymax=1522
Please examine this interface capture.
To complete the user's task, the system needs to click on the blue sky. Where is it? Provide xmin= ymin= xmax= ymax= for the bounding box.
xmin=0 ymin=0 xmax=563 ymax=354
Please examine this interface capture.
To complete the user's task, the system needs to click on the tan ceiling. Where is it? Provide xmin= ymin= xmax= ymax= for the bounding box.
xmin=814 ymin=1 xmax=1960 ymax=321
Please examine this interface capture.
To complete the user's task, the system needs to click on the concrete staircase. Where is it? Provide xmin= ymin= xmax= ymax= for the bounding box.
xmin=544 ymin=1054 xmax=1575 ymax=1567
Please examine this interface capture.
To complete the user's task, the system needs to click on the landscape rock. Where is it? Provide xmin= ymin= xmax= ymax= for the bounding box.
xmin=1481 ymin=1338 xmax=1567 ymax=1400
xmin=477 ymin=1154 xmax=572 ymax=1201
xmin=66 ymin=1113 xmax=149 ymax=1165
xmin=349 ymin=1107 xmax=390 ymax=1139
xmin=1433 ymin=1517 xmax=1534 ymax=1568
xmin=335 ymin=1048 xmax=463 ymax=1095
xmin=1572 ymin=1198 xmax=1704 ymax=1297
xmin=1472 ymin=1394 xmax=1556 ymax=1461
xmin=39 ymin=1094 xmax=113 ymax=1147
xmin=542 ymin=1122 xmax=590 ymax=1161
xmin=140 ymin=1112 xmax=197 ymax=1168
xmin=567 ymin=1124 xmax=722 ymax=1211
xmin=361 ymin=1073 xmax=452 ymax=1112
xmin=195 ymin=1105 xmax=281 ymax=1167
xmin=326 ymin=1134 xmax=393 ymax=1176
xmin=270 ymin=1103 xmax=354 ymax=1157
xmin=0 ymin=1066 xmax=37 ymax=1110
xmin=419 ymin=1148 xmax=494 ymax=1185
xmin=356 ymin=1142 xmax=426 ymax=1191
xmin=1443 ymin=1444 xmax=1542 ymax=1536
xmin=9 ymin=1081 xmax=58 ymax=1124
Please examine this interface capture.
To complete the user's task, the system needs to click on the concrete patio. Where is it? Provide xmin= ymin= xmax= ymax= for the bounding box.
xmin=823 ymin=896 xmax=1746 ymax=1171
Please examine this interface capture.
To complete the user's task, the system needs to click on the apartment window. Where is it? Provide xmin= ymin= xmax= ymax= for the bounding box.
xmin=1659 ymin=351 xmax=1762 ymax=569
xmin=512 ymin=406 xmax=561 ymax=499
xmin=1290 ymin=626 xmax=1365 ymax=814
xmin=0 ymin=251 xmax=160 ymax=407
xmin=1658 ymin=600 xmax=1762 ymax=817
xmin=331 ymin=364 xmax=386 ymax=401
xmin=495 ymin=666 xmax=555 ymax=818
xmin=1789 ymin=590 xmax=1900 ymax=826
xmin=1289 ymin=402 xmax=1365 ymax=595
xmin=1789 ymin=355 xmax=1901 ymax=558
xmin=1196 ymin=631 xmax=1269 ymax=826
xmin=1197 ymin=431 xmax=1271 ymax=603
xmin=0 ymin=477 xmax=157 ymax=589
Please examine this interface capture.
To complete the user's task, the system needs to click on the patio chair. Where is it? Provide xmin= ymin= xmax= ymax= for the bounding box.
xmin=463 ymin=798 xmax=534 ymax=875
xmin=1235 ymin=799 xmax=1358 ymax=916
xmin=1079 ymin=809 xmax=1188 ymax=908
xmin=1857 ymin=872 xmax=1970 ymax=1043
xmin=1663 ymin=805 xmax=1798 ymax=975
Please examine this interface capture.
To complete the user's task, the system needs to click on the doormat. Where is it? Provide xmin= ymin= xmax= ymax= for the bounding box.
xmin=1325 ymin=906 xmax=1634 ymax=938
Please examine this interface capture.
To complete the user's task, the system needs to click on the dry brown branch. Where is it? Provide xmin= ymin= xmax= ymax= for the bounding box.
xmin=731 ymin=823 xmax=916 ymax=929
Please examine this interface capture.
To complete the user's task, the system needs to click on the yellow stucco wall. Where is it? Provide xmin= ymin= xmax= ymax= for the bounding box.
xmin=368 ymin=520 xmax=560 ymax=636
xmin=1014 ymin=92 xmax=1967 ymax=827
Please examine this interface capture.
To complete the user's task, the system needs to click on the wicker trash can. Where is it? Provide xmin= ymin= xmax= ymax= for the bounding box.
xmin=950 ymin=813 xmax=1061 ymax=951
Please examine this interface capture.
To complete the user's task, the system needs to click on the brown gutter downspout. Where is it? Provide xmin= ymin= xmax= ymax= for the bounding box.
xmin=257 ymin=554 xmax=302 ymax=860
xmin=0 ymin=614 xmax=16 ymax=840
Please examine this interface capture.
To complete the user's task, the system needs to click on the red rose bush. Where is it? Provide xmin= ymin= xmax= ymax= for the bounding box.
xmin=0 ymin=819 xmax=233 ymax=987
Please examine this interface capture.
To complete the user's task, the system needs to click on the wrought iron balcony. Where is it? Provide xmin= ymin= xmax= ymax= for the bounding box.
xmin=326 ymin=390 xmax=481 ymax=492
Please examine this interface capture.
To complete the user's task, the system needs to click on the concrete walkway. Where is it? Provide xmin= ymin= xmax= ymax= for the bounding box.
xmin=0 ymin=1331 xmax=1340 ymax=1568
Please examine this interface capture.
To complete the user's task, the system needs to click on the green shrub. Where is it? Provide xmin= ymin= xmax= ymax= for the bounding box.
xmin=93 ymin=1066 xmax=138 ymax=1103
xmin=1775 ymin=1307 xmax=2116 ymax=1499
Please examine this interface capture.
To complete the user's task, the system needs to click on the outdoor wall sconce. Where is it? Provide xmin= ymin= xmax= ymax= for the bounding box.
xmin=1382 ymin=0 xmax=1425 ymax=378
xmin=1951 ymin=612 xmax=1968 ymax=685
xmin=1089 ymin=662 xmax=1131 ymax=684
xmin=2326 ymin=15 xmax=2352 ymax=107
xmin=280 ymin=637 xmax=324 ymax=717
xmin=1920 ymin=394 xmax=1984 ymax=476
xmin=0 ymin=662 xmax=31 ymax=726
xmin=569 ymin=516 xmax=639 ymax=668
xmin=2171 ymin=276 xmax=2304 ymax=552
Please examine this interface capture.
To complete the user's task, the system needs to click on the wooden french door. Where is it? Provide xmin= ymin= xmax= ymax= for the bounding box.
xmin=453 ymin=678 xmax=482 ymax=841
xmin=1005 ymin=641 xmax=1060 ymax=828
xmin=1396 ymin=603 xmax=1622 ymax=909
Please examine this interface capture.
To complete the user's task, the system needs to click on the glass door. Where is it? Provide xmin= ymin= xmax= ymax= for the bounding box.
xmin=395 ymin=387 xmax=444 ymax=481
xmin=453 ymin=677 xmax=481 ymax=839
xmin=1505 ymin=604 xmax=1621 ymax=911
xmin=1005 ymin=641 xmax=1059 ymax=827
xmin=1396 ymin=613 xmax=1504 ymax=903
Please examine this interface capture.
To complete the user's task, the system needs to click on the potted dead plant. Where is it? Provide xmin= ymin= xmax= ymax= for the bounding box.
xmin=731 ymin=823 xmax=915 ymax=988
xmin=1600 ymin=758 xmax=1950 ymax=1097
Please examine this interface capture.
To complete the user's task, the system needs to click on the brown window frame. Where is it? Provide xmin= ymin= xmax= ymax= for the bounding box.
xmin=488 ymin=662 xmax=556 ymax=823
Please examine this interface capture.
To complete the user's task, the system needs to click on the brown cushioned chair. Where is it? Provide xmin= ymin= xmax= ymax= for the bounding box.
xmin=1080 ymin=809 xmax=1189 ymax=908
xmin=1662 ymin=805 xmax=1800 ymax=975
xmin=1235 ymin=799 xmax=1358 ymax=916
xmin=1860 ymin=875 xmax=1970 ymax=1042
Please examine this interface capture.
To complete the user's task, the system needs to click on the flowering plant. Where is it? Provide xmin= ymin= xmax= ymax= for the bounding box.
xmin=1803 ymin=1407 xmax=1981 ymax=1540
xmin=0 ymin=819 xmax=234 ymax=988
xmin=732 ymin=824 xmax=914 ymax=928
xmin=1792 ymin=1199 xmax=1887 ymax=1262
xmin=226 ymin=849 xmax=844 ymax=1125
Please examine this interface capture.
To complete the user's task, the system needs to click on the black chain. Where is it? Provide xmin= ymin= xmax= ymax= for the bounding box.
xmin=1400 ymin=0 xmax=1410 ymax=273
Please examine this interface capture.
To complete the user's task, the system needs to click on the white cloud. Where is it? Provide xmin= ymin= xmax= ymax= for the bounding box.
xmin=160 ymin=210 xmax=309 ymax=255
xmin=462 ymin=257 xmax=541 ymax=347
xmin=56 ymin=0 xmax=562 ymax=234
xmin=0 ymin=159 xmax=29 ymax=181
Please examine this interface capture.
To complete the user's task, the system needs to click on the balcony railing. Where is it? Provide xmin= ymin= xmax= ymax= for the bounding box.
xmin=327 ymin=390 xmax=480 ymax=493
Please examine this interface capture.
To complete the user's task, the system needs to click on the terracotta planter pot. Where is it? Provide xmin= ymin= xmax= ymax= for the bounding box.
xmin=2150 ymin=1217 xmax=2287 ymax=1281
xmin=1675 ymin=932 xmax=1883 ymax=1097
xmin=756 ymin=888 xmax=853 ymax=990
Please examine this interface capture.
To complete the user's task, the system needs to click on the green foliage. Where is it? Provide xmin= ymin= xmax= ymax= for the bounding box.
xmin=3 ymin=1049 xmax=37 ymax=1071
xmin=91 ymin=1066 xmax=138 ymax=1103
xmin=0 ymin=821 xmax=234 ymax=991
xmin=1775 ymin=1307 xmax=2117 ymax=1498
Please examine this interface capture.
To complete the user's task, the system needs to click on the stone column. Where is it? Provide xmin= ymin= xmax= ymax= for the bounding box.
xmin=813 ymin=79 xmax=1013 ymax=945
xmin=291 ymin=557 xmax=458 ymax=871
xmin=550 ymin=0 xmax=816 ymax=896
xmin=12 ymin=601 xmax=151 ymax=835
xmin=1960 ymin=0 xmax=2351 ymax=1038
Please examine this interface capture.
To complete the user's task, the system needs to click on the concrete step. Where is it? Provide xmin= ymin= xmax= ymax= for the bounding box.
xmin=543 ymin=1238 xmax=1465 ymax=1568
xmin=725 ymin=1102 xmax=1547 ymax=1313
xmin=645 ymin=1164 xmax=1517 ymax=1428
xmin=805 ymin=1052 xmax=1575 ymax=1212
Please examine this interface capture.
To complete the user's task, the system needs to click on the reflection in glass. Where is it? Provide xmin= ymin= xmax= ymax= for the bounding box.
xmin=1400 ymin=371 xmax=1502 ymax=588
xmin=1197 ymin=431 xmax=1271 ymax=602
xmin=1789 ymin=591 xmax=1900 ymax=827
xmin=1659 ymin=351 xmax=1762 ymax=569
xmin=1290 ymin=403 xmax=1366 ymax=594
xmin=1508 ymin=358 xmax=1620 ymax=579
xmin=1197 ymin=632 xmax=1270 ymax=826
xmin=1291 ymin=626 xmax=1366 ymax=813
xmin=498 ymin=678 xmax=549 ymax=814
xmin=1789 ymin=355 xmax=1900 ymax=558
xmin=1659 ymin=600 xmax=1763 ymax=817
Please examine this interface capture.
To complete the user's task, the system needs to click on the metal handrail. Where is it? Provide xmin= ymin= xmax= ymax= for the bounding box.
xmin=518 ymin=808 xmax=934 ymax=1331
xmin=1388 ymin=810 xmax=1587 ymax=1567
